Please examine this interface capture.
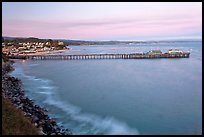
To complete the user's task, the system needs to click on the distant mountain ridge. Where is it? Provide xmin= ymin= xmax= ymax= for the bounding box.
xmin=2 ymin=36 xmax=202 ymax=46
xmin=3 ymin=36 xmax=48 ymax=42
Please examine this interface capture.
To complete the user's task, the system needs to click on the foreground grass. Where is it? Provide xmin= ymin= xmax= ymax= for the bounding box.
xmin=2 ymin=97 xmax=40 ymax=135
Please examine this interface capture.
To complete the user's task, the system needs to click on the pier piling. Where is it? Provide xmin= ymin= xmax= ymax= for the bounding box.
xmin=8 ymin=52 xmax=190 ymax=60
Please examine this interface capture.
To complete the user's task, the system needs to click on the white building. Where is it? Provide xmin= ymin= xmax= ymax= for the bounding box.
xmin=168 ymin=49 xmax=183 ymax=54
xmin=58 ymin=41 xmax=64 ymax=45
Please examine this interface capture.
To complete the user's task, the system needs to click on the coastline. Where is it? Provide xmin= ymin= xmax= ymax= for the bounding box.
xmin=2 ymin=60 xmax=72 ymax=135
xmin=20 ymin=48 xmax=69 ymax=56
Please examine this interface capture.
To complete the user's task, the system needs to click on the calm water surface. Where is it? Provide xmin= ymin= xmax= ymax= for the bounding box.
xmin=11 ymin=42 xmax=202 ymax=135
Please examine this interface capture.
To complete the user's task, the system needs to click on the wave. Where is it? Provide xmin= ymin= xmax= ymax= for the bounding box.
xmin=28 ymin=64 xmax=39 ymax=67
xmin=11 ymin=64 xmax=140 ymax=135
xmin=44 ymin=93 xmax=139 ymax=135
xmin=38 ymin=91 xmax=53 ymax=95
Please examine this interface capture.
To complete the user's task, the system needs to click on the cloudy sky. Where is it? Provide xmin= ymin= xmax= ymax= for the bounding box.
xmin=2 ymin=2 xmax=202 ymax=41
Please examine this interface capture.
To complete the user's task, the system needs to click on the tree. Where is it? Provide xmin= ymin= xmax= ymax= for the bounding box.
xmin=52 ymin=41 xmax=58 ymax=47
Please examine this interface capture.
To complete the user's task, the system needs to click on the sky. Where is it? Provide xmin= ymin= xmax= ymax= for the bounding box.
xmin=2 ymin=2 xmax=202 ymax=41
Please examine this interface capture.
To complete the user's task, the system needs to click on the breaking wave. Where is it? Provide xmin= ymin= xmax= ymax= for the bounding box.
xmin=11 ymin=63 xmax=140 ymax=135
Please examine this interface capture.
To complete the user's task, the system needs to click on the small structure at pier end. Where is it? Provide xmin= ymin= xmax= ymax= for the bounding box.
xmin=146 ymin=50 xmax=162 ymax=55
xmin=168 ymin=49 xmax=183 ymax=54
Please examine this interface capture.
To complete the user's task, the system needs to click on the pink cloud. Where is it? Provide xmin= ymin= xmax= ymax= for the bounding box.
xmin=2 ymin=11 xmax=202 ymax=40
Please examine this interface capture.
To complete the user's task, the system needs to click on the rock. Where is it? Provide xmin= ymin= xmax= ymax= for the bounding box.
xmin=2 ymin=61 xmax=72 ymax=135
xmin=50 ymin=119 xmax=56 ymax=126
xmin=16 ymin=103 xmax=23 ymax=109
xmin=32 ymin=116 xmax=40 ymax=123
xmin=38 ymin=129 xmax=46 ymax=135
xmin=34 ymin=122 xmax=38 ymax=127
xmin=38 ymin=120 xmax=44 ymax=127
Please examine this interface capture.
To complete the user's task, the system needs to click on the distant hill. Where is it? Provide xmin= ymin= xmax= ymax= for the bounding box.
xmin=61 ymin=39 xmax=202 ymax=45
xmin=61 ymin=40 xmax=125 ymax=45
xmin=2 ymin=36 xmax=202 ymax=46
xmin=3 ymin=36 xmax=17 ymax=41
xmin=3 ymin=36 xmax=48 ymax=43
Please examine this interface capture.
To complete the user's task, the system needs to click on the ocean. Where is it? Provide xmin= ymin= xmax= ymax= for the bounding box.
xmin=11 ymin=41 xmax=202 ymax=135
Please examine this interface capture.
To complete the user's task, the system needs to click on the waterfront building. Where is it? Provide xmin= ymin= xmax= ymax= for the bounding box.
xmin=168 ymin=49 xmax=183 ymax=54
xmin=147 ymin=50 xmax=162 ymax=55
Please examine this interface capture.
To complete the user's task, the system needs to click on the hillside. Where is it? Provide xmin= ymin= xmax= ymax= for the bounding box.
xmin=2 ymin=58 xmax=40 ymax=135
xmin=2 ymin=97 xmax=40 ymax=135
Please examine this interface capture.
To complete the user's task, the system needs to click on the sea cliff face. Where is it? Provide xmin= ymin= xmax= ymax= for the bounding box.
xmin=2 ymin=60 xmax=72 ymax=135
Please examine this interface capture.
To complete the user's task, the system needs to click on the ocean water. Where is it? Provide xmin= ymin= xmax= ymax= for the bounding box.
xmin=11 ymin=42 xmax=202 ymax=135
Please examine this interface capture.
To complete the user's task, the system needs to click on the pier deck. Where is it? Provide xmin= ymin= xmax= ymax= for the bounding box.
xmin=8 ymin=52 xmax=190 ymax=60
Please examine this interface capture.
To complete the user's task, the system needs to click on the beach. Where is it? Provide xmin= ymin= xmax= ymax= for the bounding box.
xmin=19 ymin=48 xmax=70 ymax=56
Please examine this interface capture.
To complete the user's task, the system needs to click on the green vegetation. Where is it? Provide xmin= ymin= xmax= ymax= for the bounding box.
xmin=3 ymin=37 xmax=46 ymax=44
xmin=2 ymin=97 xmax=40 ymax=135
xmin=2 ymin=53 xmax=9 ymax=62
xmin=2 ymin=57 xmax=39 ymax=135
xmin=2 ymin=37 xmax=66 ymax=48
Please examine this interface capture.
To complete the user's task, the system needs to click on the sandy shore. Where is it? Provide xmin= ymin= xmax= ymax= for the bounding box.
xmin=20 ymin=49 xmax=69 ymax=56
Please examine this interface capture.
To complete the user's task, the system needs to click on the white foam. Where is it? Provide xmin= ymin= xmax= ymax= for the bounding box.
xmin=11 ymin=64 xmax=140 ymax=135
xmin=38 ymin=86 xmax=54 ymax=90
xmin=23 ymin=75 xmax=50 ymax=84
xmin=44 ymin=92 xmax=139 ymax=135
xmin=11 ymin=65 xmax=24 ymax=76
xmin=28 ymin=64 xmax=39 ymax=67
xmin=38 ymin=91 xmax=53 ymax=95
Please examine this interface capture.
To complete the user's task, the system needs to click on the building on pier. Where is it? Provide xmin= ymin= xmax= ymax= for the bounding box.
xmin=168 ymin=49 xmax=183 ymax=54
xmin=146 ymin=50 xmax=162 ymax=55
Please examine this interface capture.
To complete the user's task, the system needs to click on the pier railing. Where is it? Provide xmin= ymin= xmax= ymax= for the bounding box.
xmin=8 ymin=53 xmax=190 ymax=60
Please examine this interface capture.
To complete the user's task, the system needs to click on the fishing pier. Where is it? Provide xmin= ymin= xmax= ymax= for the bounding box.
xmin=8 ymin=52 xmax=190 ymax=60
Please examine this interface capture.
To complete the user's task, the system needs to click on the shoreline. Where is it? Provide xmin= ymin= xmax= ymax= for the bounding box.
xmin=19 ymin=48 xmax=69 ymax=56
xmin=2 ymin=60 xmax=72 ymax=135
